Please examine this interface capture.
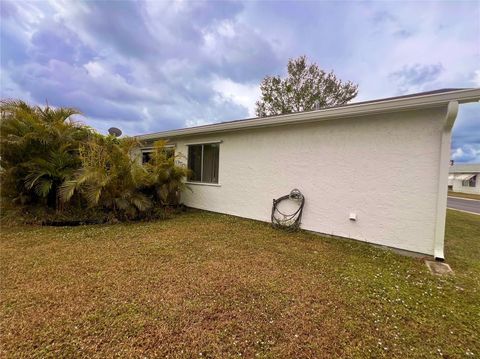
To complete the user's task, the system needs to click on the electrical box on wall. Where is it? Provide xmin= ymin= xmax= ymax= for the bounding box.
xmin=349 ymin=213 xmax=357 ymax=221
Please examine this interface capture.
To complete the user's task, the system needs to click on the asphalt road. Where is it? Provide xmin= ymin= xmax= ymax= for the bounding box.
xmin=447 ymin=197 xmax=480 ymax=214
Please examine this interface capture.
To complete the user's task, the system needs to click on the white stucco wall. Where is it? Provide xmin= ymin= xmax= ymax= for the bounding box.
xmin=163 ymin=107 xmax=449 ymax=256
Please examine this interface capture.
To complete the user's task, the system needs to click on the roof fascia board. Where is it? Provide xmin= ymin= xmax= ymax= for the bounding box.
xmin=138 ymin=88 xmax=480 ymax=140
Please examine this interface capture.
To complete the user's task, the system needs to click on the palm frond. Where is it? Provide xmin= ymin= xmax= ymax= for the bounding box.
xmin=33 ymin=178 xmax=53 ymax=197
xmin=24 ymin=171 xmax=50 ymax=190
xmin=59 ymin=180 xmax=79 ymax=203
xmin=130 ymin=193 xmax=152 ymax=211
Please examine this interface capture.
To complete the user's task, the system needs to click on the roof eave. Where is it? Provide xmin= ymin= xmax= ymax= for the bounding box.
xmin=137 ymin=88 xmax=480 ymax=140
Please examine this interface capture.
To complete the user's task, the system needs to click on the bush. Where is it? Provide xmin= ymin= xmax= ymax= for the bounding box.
xmin=0 ymin=99 xmax=92 ymax=208
xmin=61 ymin=136 xmax=190 ymax=221
xmin=1 ymin=99 xmax=190 ymax=224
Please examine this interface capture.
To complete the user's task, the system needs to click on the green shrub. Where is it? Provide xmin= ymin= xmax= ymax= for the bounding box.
xmin=0 ymin=100 xmax=93 ymax=209
xmin=60 ymin=131 xmax=190 ymax=221
xmin=142 ymin=140 xmax=190 ymax=207
xmin=1 ymin=99 xmax=190 ymax=223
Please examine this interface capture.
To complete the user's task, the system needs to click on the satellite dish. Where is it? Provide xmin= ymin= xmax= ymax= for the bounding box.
xmin=108 ymin=127 xmax=122 ymax=137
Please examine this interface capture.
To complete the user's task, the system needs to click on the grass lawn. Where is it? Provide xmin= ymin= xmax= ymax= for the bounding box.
xmin=1 ymin=210 xmax=479 ymax=358
xmin=448 ymin=190 xmax=480 ymax=201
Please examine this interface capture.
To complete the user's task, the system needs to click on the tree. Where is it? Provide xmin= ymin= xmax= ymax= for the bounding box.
xmin=60 ymin=136 xmax=153 ymax=219
xmin=142 ymin=140 xmax=191 ymax=207
xmin=1 ymin=99 xmax=192 ymax=222
xmin=60 ymin=137 xmax=190 ymax=220
xmin=0 ymin=100 xmax=93 ymax=208
xmin=255 ymin=56 xmax=358 ymax=117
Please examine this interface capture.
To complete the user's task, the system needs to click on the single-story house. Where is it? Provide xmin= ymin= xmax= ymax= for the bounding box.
xmin=448 ymin=163 xmax=480 ymax=194
xmin=136 ymin=88 xmax=480 ymax=260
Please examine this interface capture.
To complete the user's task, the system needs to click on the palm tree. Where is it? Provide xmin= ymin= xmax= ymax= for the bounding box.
xmin=144 ymin=140 xmax=191 ymax=206
xmin=1 ymin=100 xmax=191 ymax=220
xmin=0 ymin=99 xmax=92 ymax=208
xmin=60 ymin=136 xmax=153 ymax=219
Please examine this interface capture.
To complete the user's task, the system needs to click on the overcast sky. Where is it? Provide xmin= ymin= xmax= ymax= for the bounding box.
xmin=1 ymin=0 xmax=479 ymax=162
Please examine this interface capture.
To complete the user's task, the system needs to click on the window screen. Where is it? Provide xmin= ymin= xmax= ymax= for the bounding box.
xmin=187 ymin=143 xmax=220 ymax=183
xmin=188 ymin=145 xmax=203 ymax=182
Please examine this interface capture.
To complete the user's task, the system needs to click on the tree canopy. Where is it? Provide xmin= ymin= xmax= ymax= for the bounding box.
xmin=1 ymin=99 xmax=190 ymax=222
xmin=255 ymin=56 xmax=358 ymax=117
xmin=0 ymin=99 xmax=92 ymax=208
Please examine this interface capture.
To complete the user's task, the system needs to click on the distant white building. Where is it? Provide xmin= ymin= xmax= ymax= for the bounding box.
xmin=448 ymin=163 xmax=480 ymax=194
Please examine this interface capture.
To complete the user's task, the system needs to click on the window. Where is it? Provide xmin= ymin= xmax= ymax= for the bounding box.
xmin=462 ymin=175 xmax=477 ymax=188
xmin=164 ymin=147 xmax=175 ymax=159
xmin=141 ymin=147 xmax=175 ymax=164
xmin=142 ymin=151 xmax=152 ymax=164
xmin=187 ymin=143 xmax=220 ymax=183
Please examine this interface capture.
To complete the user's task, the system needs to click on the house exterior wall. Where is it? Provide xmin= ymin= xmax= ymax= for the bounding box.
xmin=160 ymin=107 xmax=448 ymax=256
xmin=451 ymin=176 xmax=480 ymax=194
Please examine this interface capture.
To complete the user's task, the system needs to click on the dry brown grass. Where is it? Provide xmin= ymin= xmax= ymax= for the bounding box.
xmin=1 ymin=210 xmax=479 ymax=358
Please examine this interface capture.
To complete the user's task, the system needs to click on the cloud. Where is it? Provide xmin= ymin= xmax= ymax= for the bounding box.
xmin=451 ymin=145 xmax=480 ymax=163
xmin=0 ymin=0 xmax=478 ymax=155
xmin=473 ymin=70 xmax=480 ymax=87
xmin=49 ymin=0 xmax=161 ymax=60
xmin=200 ymin=20 xmax=282 ymax=82
xmin=451 ymin=102 xmax=480 ymax=163
xmin=1 ymin=0 xmax=281 ymax=135
xmin=83 ymin=61 xmax=106 ymax=78
xmin=29 ymin=22 xmax=95 ymax=65
xmin=212 ymin=77 xmax=260 ymax=117
xmin=0 ymin=0 xmax=17 ymax=18
xmin=389 ymin=63 xmax=444 ymax=94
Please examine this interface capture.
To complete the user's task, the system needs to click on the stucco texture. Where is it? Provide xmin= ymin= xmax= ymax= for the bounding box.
xmin=172 ymin=108 xmax=448 ymax=255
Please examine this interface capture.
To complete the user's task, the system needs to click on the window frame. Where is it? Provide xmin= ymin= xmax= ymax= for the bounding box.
xmin=186 ymin=141 xmax=221 ymax=185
